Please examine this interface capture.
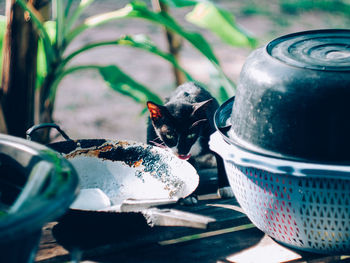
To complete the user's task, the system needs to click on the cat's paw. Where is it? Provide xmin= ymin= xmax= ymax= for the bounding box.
xmin=178 ymin=195 xmax=198 ymax=206
xmin=217 ymin=186 xmax=234 ymax=199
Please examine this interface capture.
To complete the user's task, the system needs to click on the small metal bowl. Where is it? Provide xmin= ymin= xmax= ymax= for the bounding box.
xmin=0 ymin=134 xmax=79 ymax=263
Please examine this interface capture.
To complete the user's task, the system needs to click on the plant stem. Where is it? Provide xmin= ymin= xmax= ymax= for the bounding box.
xmin=152 ymin=0 xmax=185 ymax=86
xmin=64 ymin=0 xmax=73 ymax=17
xmin=63 ymin=0 xmax=95 ymax=39
xmin=1 ymin=0 xmax=40 ymax=137
xmin=53 ymin=0 xmax=64 ymax=48
xmin=16 ymin=0 xmax=56 ymax=71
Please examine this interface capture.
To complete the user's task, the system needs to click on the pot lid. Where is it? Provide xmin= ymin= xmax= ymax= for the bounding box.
xmin=267 ymin=29 xmax=350 ymax=71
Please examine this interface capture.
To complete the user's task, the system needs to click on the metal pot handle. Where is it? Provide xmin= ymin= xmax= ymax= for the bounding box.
xmin=26 ymin=123 xmax=71 ymax=141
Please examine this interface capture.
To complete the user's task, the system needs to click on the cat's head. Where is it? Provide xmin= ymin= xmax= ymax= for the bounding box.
xmin=147 ymin=99 xmax=212 ymax=160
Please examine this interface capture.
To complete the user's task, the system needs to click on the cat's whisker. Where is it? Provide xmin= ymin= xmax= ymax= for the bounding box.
xmin=150 ymin=140 xmax=166 ymax=148
xmin=191 ymin=118 xmax=208 ymax=128
xmin=154 ymin=136 xmax=166 ymax=145
xmin=157 ymin=137 xmax=166 ymax=146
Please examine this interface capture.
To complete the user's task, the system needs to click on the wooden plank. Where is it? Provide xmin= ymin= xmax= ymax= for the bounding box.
xmin=35 ymin=196 xmax=248 ymax=262
xmin=35 ymin=222 xmax=68 ymax=262
xmin=87 ymin=226 xmax=266 ymax=262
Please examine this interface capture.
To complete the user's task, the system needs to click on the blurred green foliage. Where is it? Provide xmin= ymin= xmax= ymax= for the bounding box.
xmin=239 ymin=0 xmax=350 ymax=41
xmin=12 ymin=0 xmax=255 ymax=123
xmin=280 ymin=0 xmax=350 ymax=15
xmin=0 ymin=15 xmax=6 ymax=81
xmin=1 ymin=0 xmax=349 ymax=112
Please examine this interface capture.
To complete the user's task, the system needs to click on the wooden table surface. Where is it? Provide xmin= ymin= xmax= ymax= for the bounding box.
xmin=35 ymin=194 xmax=350 ymax=263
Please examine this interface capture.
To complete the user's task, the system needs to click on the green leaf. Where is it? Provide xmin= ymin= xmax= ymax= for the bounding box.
xmin=65 ymin=0 xmax=74 ymax=17
xmin=36 ymin=21 xmax=56 ymax=90
xmin=16 ymin=0 xmax=56 ymax=68
xmin=186 ymin=2 xmax=258 ymax=48
xmin=118 ymin=35 xmax=193 ymax=80
xmin=65 ymin=1 xmax=235 ymax=96
xmin=48 ymin=64 xmax=163 ymax=107
xmin=53 ymin=0 xmax=64 ymax=47
xmin=61 ymin=34 xmax=193 ymax=81
xmin=98 ymin=65 xmax=163 ymax=105
xmin=159 ymin=0 xmax=198 ymax=7
xmin=0 ymin=16 xmax=7 ymax=83
xmin=64 ymin=0 xmax=95 ymax=38
xmin=67 ymin=1 xmax=219 ymax=65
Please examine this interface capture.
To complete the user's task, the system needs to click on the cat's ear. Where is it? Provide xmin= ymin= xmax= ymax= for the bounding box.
xmin=147 ymin=101 xmax=164 ymax=121
xmin=192 ymin=99 xmax=213 ymax=116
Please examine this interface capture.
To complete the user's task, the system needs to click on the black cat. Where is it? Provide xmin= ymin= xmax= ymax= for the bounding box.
xmin=146 ymin=82 xmax=232 ymax=200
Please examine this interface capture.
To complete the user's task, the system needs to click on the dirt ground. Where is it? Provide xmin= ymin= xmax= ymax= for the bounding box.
xmin=45 ymin=1 xmax=350 ymax=143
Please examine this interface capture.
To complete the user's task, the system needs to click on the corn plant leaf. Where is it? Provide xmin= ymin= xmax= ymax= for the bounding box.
xmin=67 ymin=1 xmax=219 ymax=65
xmin=0 ymin=16 xmax=7 ymax=82
xmin=116 ymin=35 xmax=193 ymax=81
xmin=61 ymin=34 xmax=193 ymax=81
xmin=16 ymin=0 xmax=56 ymax=67
xmin=65 ymin=0 xmax=74 ymax=17
xmin=98 ymin=65 xmax=163 ymax=105
xmin=53 ymin=0 xmax=64 ymax=47
xmin=159 ymin=0 xmax=198 ymax=7
xmin=36 ymin=21 xmax=56 ymax=90
xmin=66 ymin=1 xmax=236 ymax=97
xmin=64 ymin=0 xmax=95 ymax=37
xmin=47 ymin=64 xmax=162 ymax=106
xmin=186 ymin=2 xmax=257 ymax=48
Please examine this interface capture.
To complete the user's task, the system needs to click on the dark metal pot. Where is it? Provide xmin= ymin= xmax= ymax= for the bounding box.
xmin=229 ymin=29 xmax=350 ymax=163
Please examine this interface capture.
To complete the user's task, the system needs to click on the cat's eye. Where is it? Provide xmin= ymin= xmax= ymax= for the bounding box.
xmin=187 ymin=133 xmax=196 ymax=139
xmin=166 ymin=134 xmax=175 ymax=140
